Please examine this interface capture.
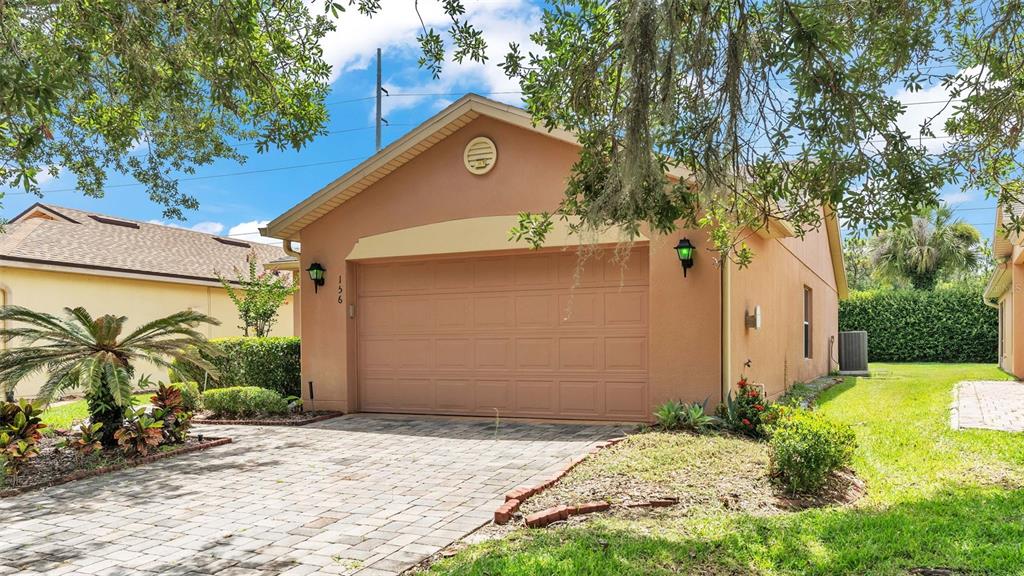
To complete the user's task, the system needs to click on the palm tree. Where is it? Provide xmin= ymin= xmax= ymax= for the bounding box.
xmin=0 ymin=307 xmax=220 ymax=445
xmin=871 ymin=205 xmax=981 ymax=290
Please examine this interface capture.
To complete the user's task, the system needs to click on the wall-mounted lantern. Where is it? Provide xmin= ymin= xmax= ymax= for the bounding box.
xmin=306 ymin=262 xmax=326 ymax=293
xmin=674 ymin=238 xmax=695 ymax=277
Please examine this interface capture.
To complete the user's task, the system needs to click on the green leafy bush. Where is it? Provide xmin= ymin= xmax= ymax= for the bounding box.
xmin=839 ymin=283 xmax=996 ymax=363
xmin=766 ymin=407 xmax=856 ymax=494
xmin=201 ymin=386 xmax=289 ymax=418
xmin=172 ymin=337 xmax=300 ymax=397
xmin=0 ymin=400 xmax=45 ymax=477
xmin=171 ymin=381 xmax=203 ymax=412
xmin=654 ymin=400 xmax=719 ymax=432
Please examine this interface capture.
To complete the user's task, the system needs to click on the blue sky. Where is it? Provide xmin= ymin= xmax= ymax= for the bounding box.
xmin=0 ymin=1 xmax=1000 ymax=244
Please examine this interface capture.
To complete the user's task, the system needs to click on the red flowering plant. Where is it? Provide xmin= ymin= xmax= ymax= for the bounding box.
xmin=718 ymin=376 xmax=771 ymax=438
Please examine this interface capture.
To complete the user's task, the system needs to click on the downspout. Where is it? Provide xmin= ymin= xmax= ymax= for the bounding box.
xmin=721 ymin=258 xmax=732 ymax=403
xmin=283 ymin=239 xmax=301 ymax=258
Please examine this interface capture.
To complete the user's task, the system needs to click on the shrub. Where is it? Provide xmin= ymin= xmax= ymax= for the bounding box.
xmin=654 ymin=400 xmax=719 ymax=432
xmin=173 ymin=337 xmax=300 ymax=397
xmin=718 ymin=377 xmax=769 ymax=437
xmin=766 ymin=407 xmax=856 ymax=494
xmin=171 ymin=381 xmax=202 ymax=412
xmin=839 ymin=283 xmax=996 ymax=363
xmin=151 ymin=383 xmax=192 ymax=444
xmin=0 ymin=400 xmax=46 ymax=477
xmin=201 ymin=386 xmax=289 ymax=418
xmin=114 ymin=408 xmax=164 ymax=457
xmin=67 ymin=422 xmax=104 ymax=459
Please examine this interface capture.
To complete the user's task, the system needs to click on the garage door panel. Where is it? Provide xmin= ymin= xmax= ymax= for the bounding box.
xmin=474 ymin=296 xmax=514 ymax=329
xmin=605 ymin=290 xmax=648 ymax=326
xmin=515 ymin=380 xmax=556 ymax=413
xmin=559 ymin=338 xmax=600 ymax=370
xmin=476 ymin=380 xmax=514 ymax=411
xmin=434 ymin=260 xmax=474 ymax=289
xmin=515 ymin=294 xmax=556 ymax=328
xmin=395 ymin=338 xmax=432 ymax=369
xmin=436 ymin=379 xmax=474 ymax=410
xmin=357 ymin=249 xmax=649 ymax=420
xmin=474 ymin=258 xmax=514 ymax=287
xmin=514 ymin=253 xmax=558 ymax=287
xmin=359 ymin=339 xmax=395 ymax=370
xmin=558 ymin=292 xmax=603 ymax=327
xmin=358 ymin=300 xmax=395 ymax=334
xmin=435 ymin=298 xmax=471 ymax=330
xmin=605 ymin=381 xmax=648 ymax=418
xmin=436 ymin=338 xmax=473 ymax=369
xmin=476 ymin=338 xmax=513 ymax=369
xmin=560 ymin=380 xmax=605 ymax=415
xmin=516 ymin=338 xmax=556 ymax=370
xmin=395 ymin=378 xmax=434 ymax=408
xmin=605 ymin=337 xmax=648 ymax=371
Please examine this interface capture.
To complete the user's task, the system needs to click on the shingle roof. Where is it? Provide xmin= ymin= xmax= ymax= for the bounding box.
xmin=1 ymin=203 xmax=286 ymax=284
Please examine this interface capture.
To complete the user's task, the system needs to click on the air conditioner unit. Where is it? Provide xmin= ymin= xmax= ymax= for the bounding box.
xmin=838 ymin=331 xmax=869 ymax=376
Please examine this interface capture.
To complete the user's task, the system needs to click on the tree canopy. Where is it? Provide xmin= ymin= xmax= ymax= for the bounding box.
xmin=4 ymin=0 xmax=1023 ymax=262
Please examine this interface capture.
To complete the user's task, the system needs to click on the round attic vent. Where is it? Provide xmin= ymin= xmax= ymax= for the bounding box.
xmin=464 ymin=136 xmax=497 ymax=175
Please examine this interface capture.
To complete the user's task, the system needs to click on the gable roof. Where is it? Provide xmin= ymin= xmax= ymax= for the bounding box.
xmin=1 ymin=203 xmax=286 ymax=286
xmin=262 ymin=93 xmax=848 ymax=297
xmin=262 ymin=94 xmax=579 ymax=241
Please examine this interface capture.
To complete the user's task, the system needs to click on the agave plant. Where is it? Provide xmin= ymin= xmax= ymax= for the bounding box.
xmin=0 ymin=306 xmax=220 ymax=446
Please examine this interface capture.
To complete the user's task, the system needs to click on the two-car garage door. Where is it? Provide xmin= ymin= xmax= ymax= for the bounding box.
xmin=356 ymin=248 xmax=650 ymax=420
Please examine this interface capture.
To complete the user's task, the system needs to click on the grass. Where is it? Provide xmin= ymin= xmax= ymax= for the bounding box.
xmin=425 ymin=364 xmax=1024 ymax=576
xmin=40 ymin=393 xmax=152 ymax=432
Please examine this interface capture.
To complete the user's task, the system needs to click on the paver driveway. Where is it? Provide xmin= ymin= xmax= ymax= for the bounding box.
xmin=0 ymin=415 xmax=626 ymax=576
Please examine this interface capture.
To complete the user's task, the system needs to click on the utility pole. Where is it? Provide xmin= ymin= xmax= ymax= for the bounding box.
xmin=375 ymin=48 xmax=382 ymax=152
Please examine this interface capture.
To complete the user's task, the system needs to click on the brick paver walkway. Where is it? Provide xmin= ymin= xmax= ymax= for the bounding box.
xmin=0 ymin=414 xmax=625 ymax=576
xmin=953 ymin=380 xmax=1024 ymax=432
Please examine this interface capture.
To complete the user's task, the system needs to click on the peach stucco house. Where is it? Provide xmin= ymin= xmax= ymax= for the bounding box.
xmin=263 ymin=94 xmax=848 ymax=422
xmin=985 ymin=203 xmax=1024 ymax=375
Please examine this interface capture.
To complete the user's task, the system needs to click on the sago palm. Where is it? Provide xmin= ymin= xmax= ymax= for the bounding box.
xmin=0 ymin=306 xmax=220 ymax=445
xmin=871 ymin=206 xmax=981 ymax=290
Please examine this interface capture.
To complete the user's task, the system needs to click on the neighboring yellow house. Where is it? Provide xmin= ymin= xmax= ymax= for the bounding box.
xmin=0 ymin=203 xmax=296 ymax=398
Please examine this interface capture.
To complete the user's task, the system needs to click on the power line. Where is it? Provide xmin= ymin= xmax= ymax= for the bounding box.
xmin=7 ymin=155 xmax=370 ymax=196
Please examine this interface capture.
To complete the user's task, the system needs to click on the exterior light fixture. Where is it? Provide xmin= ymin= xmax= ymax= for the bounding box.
xmin=674 ymin=238 xmax=695 ymax=277
xmin=306 ymin=262 xmax=326 ymax=293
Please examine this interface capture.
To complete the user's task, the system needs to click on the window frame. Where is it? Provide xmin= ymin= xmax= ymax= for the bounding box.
xmin=803 ymin=286 xmax=813 ymax=359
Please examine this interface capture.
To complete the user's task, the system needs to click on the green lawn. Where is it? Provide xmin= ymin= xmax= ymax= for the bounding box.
xmin=40 ymin=393 xmax=152 ymax=432
xmin=425 ymin=364 xmax=1024 ymax=576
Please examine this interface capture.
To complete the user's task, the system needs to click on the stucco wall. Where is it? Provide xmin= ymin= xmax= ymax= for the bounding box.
xmin=730 ymin=223 xmax=840 ymax=399
xmin=0 ymin=266 xmax=295 ymax=398
xmin=295 ymin=116 xmax=724 ymax=413
xmin=1011 ymin=253 xmax=1024 ymax=377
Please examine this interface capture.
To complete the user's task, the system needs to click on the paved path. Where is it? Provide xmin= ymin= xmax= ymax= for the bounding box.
xmin=0 ymin=415 xmax=626 ymax=576
xmin=953 ymin=380 xmax=1024 ymax=432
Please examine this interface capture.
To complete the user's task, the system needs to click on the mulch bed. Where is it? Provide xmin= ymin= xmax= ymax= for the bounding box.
xmin=0 ymin=434 xmax=231 ymax=498
xmin=193 ymin=411 xmax=343 ymax=426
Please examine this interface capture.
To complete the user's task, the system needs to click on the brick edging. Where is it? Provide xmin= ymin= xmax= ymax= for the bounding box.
xmin=0 ymin=437 xmax=232 ymax=499
xmin=494 ymin=436 xmax=627 ymax=526
xmin=193 ymin=412 xmax=344 ymax=427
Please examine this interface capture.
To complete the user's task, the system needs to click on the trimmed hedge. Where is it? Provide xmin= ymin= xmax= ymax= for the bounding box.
xmin=173 ymin=337 xmax=300 ymax=397
xmin=838 ymin=283 xmax=997 ymax=363
xmin=202 ymin=386 xmax=289 ymax=418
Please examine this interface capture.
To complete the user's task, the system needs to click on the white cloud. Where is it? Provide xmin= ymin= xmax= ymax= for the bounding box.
xmin=191 ymin=221 xmax=226 ymax=234
xmin=319 ymin=0 xmax=539 ymax=117
xmin=228 ymin=220 xmax=280 ymax=245
xmin=147 ymin=219 xmax=225 ymax=235
xmin=892 ymin=66 xmax=988 ymax=154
